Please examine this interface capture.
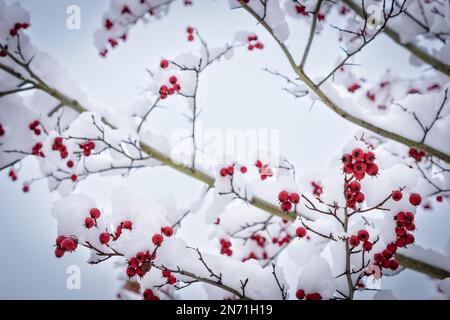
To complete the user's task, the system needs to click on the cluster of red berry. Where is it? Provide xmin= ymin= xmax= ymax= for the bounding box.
xmin=143 ymin=288 xmax=160 ymax=301
xmin=347 ymin=83 xmax=361 ymax=93
xmin=186 ymin=26 xmax=194 ymax=41
xmin=126 ymin=251 xmax=155 ymax=278
xmin=126 ymin=227 xmax=173 ymax=279
xmin=219 ymin=164 xmax=247 ymax=177
xmin=277 ymin=190 xmax=300 ymax=212
xmin=112 ymin=220 xmax=133 ymax=240
xmin=294 ymin=4 xmax=309 ymax=16
xmin=32 ymin=142 xmax=44 ymax=157
xmin=250 ymin=233 xmax=266 ymax=248
xmin=29 ymin=120 xmax=41 ymax=136
xmin=100 ymin=19 xmax=127 ymax=57
xmin=54 ymin=235 xmax=78 ymax=258
xmin=219 ymin=238 xmax=232 ymax=256
xmin=84 ymin=208 xmax=101 ymax=229
xmin=342 ymin=148 xmax=378 ymax=180
xmin=273 ymin=231 xmax=293 ymax=247
xmin=372 ymin=211 xmax=416 ymax=273
xmin=247 ymin=35 xmax=263 ymax=51
xmin=9 ymin=22 xmax=29 ymax=37
xmin=392 ymin=189 xmax=422 ymax=207
xmin=311 ymin=181 xmax=323 ymax=197
xmin=159 ymin=76 xmax=181 ymax=99
xmin=161 ymin=269 xmax=177 ymax=285
xmin=295 ymin=289 xmax=322 ymax=300
xmin=348 ymin=229 xmax=373 ymax=251
xmin=8 ymin=169 xmax=17 ymax=181
xmin=242 ymin=250 xmax=269 ymax=263
xmin=409 ymin=148 xmax=426 ymax=162
xmin=52 ymin=137 xmax=68 ymax=159
xmin=344 ymin=180 xmax=364 ymax=208
xmin=255 ymin=160 xmax=272 ymax=180
xmin=79 ymin=141 xmax=95 ymax=157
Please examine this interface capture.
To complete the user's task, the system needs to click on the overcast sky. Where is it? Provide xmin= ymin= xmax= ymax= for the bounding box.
xmin=0 ymin=0 xmax=448 ymax=299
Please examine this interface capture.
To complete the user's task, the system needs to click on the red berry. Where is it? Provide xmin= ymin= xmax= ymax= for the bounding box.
xmin=289 ymin=193 xmax=300 ymax=204
xmin=436 ymin=195 xmax=443 ymax=202
xmin=162 ymin=226 xmax=173 ymax=237
xmin=219 ymin=168 xmax=228 ymax=177
xmin=55 ymin=247 xmax=65 ymax=258
xmin=70 ymin=174 xmax=78 ymax=182
xmin=354 ymin=192 xmax=365 ymax=203
xmin=22 ymin=185 xmax=29 ymax=193
xmin=226 ymin=166 xmax=234 ymax=175
xmin=364 ymin=151 xmax=376 ymax=164
xmin=357 ymin=230 xmax=369 ymax=242
xmin=136 ymin=252 xmax=146 ymax=263
xmin=240 ymin=166 xmax=247 ymax=174
xmin=280 ymin=201 xmax=292 ymax=212
xmin=389 ymin=259 xmax=399 ymax=270
xmin=396 ymin=237 xmax=406 ymax=248
xmin=348 ymin=181 xmax=361 ymax=193
xmin=160 ymin=59 xmax=169 ymax=68
xmin=345 ymin=190 xmax=354 ymax=201
xmin=186 ymin=26 xmax=194 ymax=34
xmin=99 ymin=232 xmax=110 ymax=245
xmin=409 ymin=193 xmax=422 ymax=206
xmin=405 ymin=222 xmax=415 ymax=231
xmin=143 ymin=289 xmax=154 ymax=300
xmin=353 ymin=162 xmax=367 ymax=175
xmin=405 ymin=234 xmax=415 ymax=245
xmin=278 ymin=191 xmax=289 ymax=202
xmin=386 ymin=243 xmax=397 ymax=254
xmin=366 ymin=163 xmax=379 ymax=176
xmin=122 ymin=220 xmax=132 ymax=230
xmin=162 ymin=270 xmax=171 ymax=277
xmin=129 ymin=258 xmax=139 ymax=268
xmin=67 ymin=160 xmax=74 ymax=168
xmin=348 ymin=235 xmax=360 ymax=247
xmin=305 ymin=293 xmax=322 ymax=300
xmin=90 ymin=208 xmax=101 ymax=219
xmin=126 ymin=266 xmax=137 ymax=277
xmin=169 ymin=76 xmax=177 ymax=84
xmin=84 ymin=217 xmax=95 ymax=229
xmin=295 ymin=289 xmax=305 ymax=300
xmin=152 ymin=233 xmax=164 ymax=246
xmin=56 ymin=235 xmax=66 ymax=248
xmin=362 ymin=241 xmax=373 ymax=251
xmin=351 ymin=148 xmax=364 ymax=161
xmin=341 ymin=153 xmax=352 ymax=164
xmin=395 ymin=227 xmax=406 ymax=236
xmin=354 ymin=172 xmax=366 ymax=181
xmin=61 ymin=238 xmax=77 ymax=252
xmin=296 ymin=227 xmax=307 ymax=238
xmin=136 ymin=267 xmax=145 ymax=278
xmin=392 ymin=190 xmax=403 ymax=201
xmin=382 ymin=259 xmax=391 ymax=269
xmin=343 ymin=163 xmax=354 ymax=174
xmin=168 ymin=275 xmax=177 ymax=285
